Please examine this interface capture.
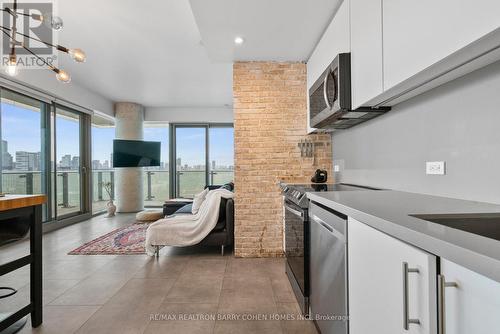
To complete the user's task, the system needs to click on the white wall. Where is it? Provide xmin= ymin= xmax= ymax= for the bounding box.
xmin=145 ymin=106 xmax=233 ymax=123
xmin=2 ymin=70 xmax=114 ymax=116
xmin=333 ymin=60 xmax=500 ymax=205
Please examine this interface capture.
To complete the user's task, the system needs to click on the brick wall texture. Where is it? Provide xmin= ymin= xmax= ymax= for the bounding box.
xmin=233 ymin=62 xmax=333 ymax=257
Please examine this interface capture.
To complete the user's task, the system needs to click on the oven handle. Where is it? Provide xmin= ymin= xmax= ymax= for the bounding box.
xmin=285 ymin=205 xmax=303 ymax=218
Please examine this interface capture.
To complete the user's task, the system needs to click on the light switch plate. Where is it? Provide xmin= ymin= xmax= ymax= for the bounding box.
xmin=334 ymin=165 xmax=340 ymax=172
xmin=426 ymin=161 xmax=445 ymax=175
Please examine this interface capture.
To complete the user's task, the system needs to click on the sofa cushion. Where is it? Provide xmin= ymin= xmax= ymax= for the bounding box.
xmin=174 ymin=203 xmax=193 ymax=214
xmin=212 ymin=220 xmax=226 ymax=232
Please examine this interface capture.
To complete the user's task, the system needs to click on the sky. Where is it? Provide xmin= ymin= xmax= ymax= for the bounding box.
xmin=1 ymin=103 xmax=83 ymax=162
xmin=1 ymin=103 xmax=42 ymax=154
xmin=2 ymin=102 xmax=234 ymax=168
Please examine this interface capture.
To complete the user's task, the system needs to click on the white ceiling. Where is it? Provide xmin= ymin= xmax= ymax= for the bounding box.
xmin=189 ymin=0 xmax=343 ymax=62
xmin=55 ymin=0 xmax=341 ymax=108
xmin=57 ymin=0 xmax=232 ymax=108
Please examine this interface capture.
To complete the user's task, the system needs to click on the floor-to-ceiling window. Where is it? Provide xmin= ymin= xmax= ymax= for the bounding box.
xmin=143 ymin=124 xmax=169 ymax=206
xmin=91 ymin=114 xmax=115 ymax=214
xmin=0 ymin=89 xmax=50 ymax=221
xmin=209 ymin=126 xmax=234 ymax=185
xmin=170 ymin=124 xmax=234 ymax=199
xmin=0 ymin=87 xmax=93 ymax=225
xmin=0 ymin=85 xmax=234 ymax=216
xmin=174 ymin=126 xmax=207 ymax=198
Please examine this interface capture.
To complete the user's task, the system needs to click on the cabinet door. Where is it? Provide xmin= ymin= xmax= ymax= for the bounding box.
xmin=307 ymin=0 xmax=350 ymax=90
xmin=306 ymin=0 xmax=350 ymax=134
xmin=440 ymin=259 xmax=500 ymax=334
xmin=383 ymin=0 xmax=500 ymax=90
xmin=348 ymin=218 xmax=437 ymax=334
xmin=350 ymin=0 xmax=384 ymax=109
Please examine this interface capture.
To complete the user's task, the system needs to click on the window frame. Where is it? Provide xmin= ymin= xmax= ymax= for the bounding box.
xmin=169 ymin=123 xmax=233 ymax=199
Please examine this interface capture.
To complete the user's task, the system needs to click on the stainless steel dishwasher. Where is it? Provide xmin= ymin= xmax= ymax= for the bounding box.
xmin=309 ymin=201 xmax=348 ymax=334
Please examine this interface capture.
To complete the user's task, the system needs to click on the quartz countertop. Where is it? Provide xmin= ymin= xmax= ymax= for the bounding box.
xmin=306 ymin=190 xmax=500 ymax=283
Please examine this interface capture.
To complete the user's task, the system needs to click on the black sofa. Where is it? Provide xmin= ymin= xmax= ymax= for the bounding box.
xmin=161 ymin=185 xmax=234 ymax=256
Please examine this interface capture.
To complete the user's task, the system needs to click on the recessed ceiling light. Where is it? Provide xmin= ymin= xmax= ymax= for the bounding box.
xmin=234 ymin=36 xmax=244 ymax=45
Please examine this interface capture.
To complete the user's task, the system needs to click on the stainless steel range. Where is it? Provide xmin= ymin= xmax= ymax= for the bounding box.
xmin=280 ymin=182 xmax=378 ymax=317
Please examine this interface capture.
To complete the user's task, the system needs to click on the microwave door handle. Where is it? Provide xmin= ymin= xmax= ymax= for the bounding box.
xmin=323 ymin=71 xmax=331 ymax=110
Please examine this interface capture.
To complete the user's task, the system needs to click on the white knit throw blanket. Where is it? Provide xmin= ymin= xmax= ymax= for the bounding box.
xmin=145 ymin=188 xmax=234 ymax=256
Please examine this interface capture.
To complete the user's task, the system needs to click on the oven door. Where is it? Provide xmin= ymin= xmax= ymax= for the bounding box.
xmin=284 ymin=201 xmax=308 ymax=297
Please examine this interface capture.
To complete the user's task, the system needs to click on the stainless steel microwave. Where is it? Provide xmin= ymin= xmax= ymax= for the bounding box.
xmin=309 ymin=53 xmax=390 ymax=130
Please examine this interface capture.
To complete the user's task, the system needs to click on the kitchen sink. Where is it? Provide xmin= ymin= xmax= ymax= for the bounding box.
xmin=410 ymin=213 xmax=500 ymax=241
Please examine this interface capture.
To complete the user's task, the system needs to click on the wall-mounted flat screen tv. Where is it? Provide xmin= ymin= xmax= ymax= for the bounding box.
xmin=113 ymin=140 xmax=161 ymax=167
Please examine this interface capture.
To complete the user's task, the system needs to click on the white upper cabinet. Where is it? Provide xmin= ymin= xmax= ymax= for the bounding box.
xmin=350 ymin=0 xmax=384 ymax=109
xmin=348 ymin=217 xmax=437 ymax=334
xmin=306 ymin=0 xmax=350 ymax=133
xmin=440 ymin=259 xmax=500 ymax=334
xmin=307 ymin=0 xmax=350 ymax=90
xmin=382 ymin=0 xmax=500 ymax=90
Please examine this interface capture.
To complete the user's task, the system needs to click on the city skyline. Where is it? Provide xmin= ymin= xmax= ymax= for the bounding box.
xmin=1 ymin=136 xmax=235 ymax=172
xmin=1 ymin=102 xmax=234 ymax=171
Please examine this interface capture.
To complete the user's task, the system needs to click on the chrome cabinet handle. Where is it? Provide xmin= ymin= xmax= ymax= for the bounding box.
xmin=285 ymin=205 xmax=303 ymax=218
xmin=323 ymin=70 xmax=331 ymax=110
xmin=402 ymin=262 xmax=420 ymax=330
xmin=437 ymin=275 xmax=458 ymax=334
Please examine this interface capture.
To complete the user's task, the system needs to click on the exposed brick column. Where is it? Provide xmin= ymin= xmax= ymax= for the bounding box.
xmin=233 ymin=62 xmax=333 ymax=257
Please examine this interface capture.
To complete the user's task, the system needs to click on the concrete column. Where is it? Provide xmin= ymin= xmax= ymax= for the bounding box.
xmin=114 ymin=102 xmax=144 ymax=212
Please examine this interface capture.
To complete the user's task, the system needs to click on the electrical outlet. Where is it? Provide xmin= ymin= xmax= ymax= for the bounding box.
xmin=334 ymin=165 xmax=340 ymax=172
xmin=426 ymin=161 xmax=445 ymax=175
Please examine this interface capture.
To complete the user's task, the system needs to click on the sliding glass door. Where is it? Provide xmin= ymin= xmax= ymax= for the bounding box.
xmin=0 ymin=90 xmax=50 ymax=220
xmin=54 ymin=105 xmax=90 ymax=220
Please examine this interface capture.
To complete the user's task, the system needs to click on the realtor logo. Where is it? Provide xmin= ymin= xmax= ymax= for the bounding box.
xmin=1 ymin=1 xmax=58 ymax=70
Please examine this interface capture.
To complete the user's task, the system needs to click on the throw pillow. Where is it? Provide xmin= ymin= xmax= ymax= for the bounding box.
xmin=191 ymin=188 xmax=209 ymax=214
xmin=221 ymin=182 xmax=234 ymax=191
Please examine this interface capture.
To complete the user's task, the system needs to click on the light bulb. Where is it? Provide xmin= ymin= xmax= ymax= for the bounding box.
xmin=234 ymin=36 xmax=244 ymax=45
xmin=68 ymin=48 xmax=86 ymax=63
xmin=55 ymin=69 xmax=71 ymax=83
xmin=42 ymin=12 xmax=63 ymax=30
xmin=5 ymin=58 xmax=18 ymax=77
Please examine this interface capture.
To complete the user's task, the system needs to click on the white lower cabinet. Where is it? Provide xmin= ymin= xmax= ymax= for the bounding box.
xmin=348 ymin=217 xmax=437 ymax=334
xmin=439 ymin=259 xmax=500 ymax=334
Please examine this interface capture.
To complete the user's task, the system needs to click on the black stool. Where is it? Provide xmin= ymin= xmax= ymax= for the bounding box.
xmin=0 ymin=218 xmax=31 ymax=334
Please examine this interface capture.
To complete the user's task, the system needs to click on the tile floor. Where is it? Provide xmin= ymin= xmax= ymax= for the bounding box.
xmin=0 ymin=214 xmax=317 ymax=334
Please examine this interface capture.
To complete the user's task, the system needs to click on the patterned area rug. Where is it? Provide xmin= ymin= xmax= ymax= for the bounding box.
xmin=68 ymin=223 xmax=151 ymax=255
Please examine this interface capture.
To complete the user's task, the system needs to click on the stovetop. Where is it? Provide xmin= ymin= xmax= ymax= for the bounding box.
xmin=281 ymin=183 xmax=379 ymax=208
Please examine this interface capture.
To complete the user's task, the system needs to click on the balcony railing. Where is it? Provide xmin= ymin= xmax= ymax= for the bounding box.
xmin=1 ymin=169 xmax=234 ymax=213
